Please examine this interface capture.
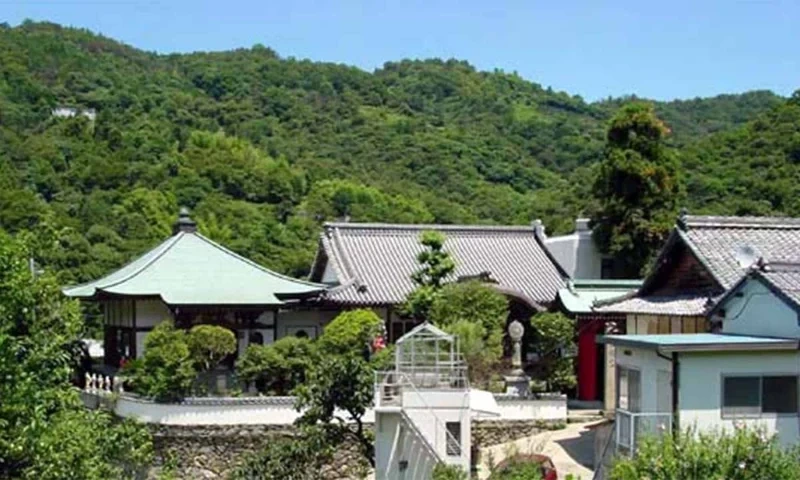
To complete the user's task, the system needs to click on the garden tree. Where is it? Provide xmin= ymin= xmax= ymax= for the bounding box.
xmin=294 ymin=354 xmax=376 ymax=468
xmin=0 ymin=232 xmax=152 ymax=479
xmin=402 ymin=231 xmax=456 ymax=321
xmin=187 ymin=324 xmax=237 ymax=372
xmin=591 ymin=102 xmax=682 ymax=277
xmin=609 ymin=428 xmax=800 ymax=480
xmin=317 ymin=308 xmax=384 ymax=357
xmin=529 ymin=312 xmax=576 ymax=392
xmin=236 ymin=336 xmax=317 ymax=395
xmin=230 ymin=427 xmax=335 ymax=480
xmin=428 ymin=281 xmax=508 ymax=384
xmin=123 ymin=321 xmax=196 ymax=402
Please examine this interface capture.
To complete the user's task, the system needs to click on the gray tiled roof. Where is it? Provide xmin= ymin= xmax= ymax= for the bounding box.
xmin=596 ymin=215 xmax=800 ymax=316
xmin=315 ymin=223 xmax=568 ymax=307
xmin=594 ymin=293 xmax=714 ymax=316
xmin=759 ymin=266 xmax=800 ymax=309
xmin=680 ymin=215 xmax=800 ymax=289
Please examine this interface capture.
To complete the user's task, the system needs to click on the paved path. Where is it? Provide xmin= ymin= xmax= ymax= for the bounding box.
xmin=477 ymin=421 xmax=600 ymax=480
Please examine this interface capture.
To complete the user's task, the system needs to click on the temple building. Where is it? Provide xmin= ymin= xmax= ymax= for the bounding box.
xmin=64 ymin=209 xmax=329 ymax=367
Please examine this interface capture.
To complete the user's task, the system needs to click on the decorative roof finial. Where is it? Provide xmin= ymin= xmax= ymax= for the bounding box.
xmin=677 ymin=207 xmax=689 ymax=230
xmin=174 ymin=207 xmax=197 ymax=234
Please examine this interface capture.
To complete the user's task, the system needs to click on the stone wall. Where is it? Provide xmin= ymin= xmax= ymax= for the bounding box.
xmin=472 ymin=419 xmax=565 ymax=449
xmin=147 ymin=424 xmax=370 ymax=480
xmin=146 ymin=420 xmax=567 ymax=479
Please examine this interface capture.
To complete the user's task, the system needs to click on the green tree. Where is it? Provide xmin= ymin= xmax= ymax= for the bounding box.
xmin=317 ymin=308 xmax=384 ymax=357
xmin=402 ymin=231 xmax=455 ymax=321
xmin=236 ymin=336 xmax=316 ymax=395
xmin=0 ymin=232 xmax=152 ymax=479
xmin=123 ymin=321 xmax=196 ymax=402
xmin=294 ymin=354 xmax=376 ymax=468
xmin=428 ymin=281 xmax=508 ymax=384
xmin=609 ymin=427 xmax=800 ymax=480
xmin=529 ymin=312 xmax=576 ymax=392
xmin=591 ymin=102 xmax=682 ymax=277
xmin=187 ymin=324 xmax=237 ymax=373
xmin=432 ymin=463 xmax=469 ymax=480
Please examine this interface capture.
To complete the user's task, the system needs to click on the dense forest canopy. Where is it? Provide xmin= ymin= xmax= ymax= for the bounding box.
xmin=0 ymin=21 xmax=797 ymax=290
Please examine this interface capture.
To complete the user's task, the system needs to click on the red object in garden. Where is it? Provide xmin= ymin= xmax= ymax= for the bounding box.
xmin=372 ymin=335 xmax=385 ymax=352
xmin=494 ymin=454 xmax=558 ymax=480
xmin=577 ymin=317 xmax=603 ymax=401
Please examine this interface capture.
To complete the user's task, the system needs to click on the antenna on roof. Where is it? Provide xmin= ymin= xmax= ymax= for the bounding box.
xmin=733 ymin=244 xmax=759 ymax=269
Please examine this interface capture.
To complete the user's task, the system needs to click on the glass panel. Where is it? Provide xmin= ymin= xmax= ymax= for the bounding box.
xmin=763 ymin=376 xmax=798 ymax=414
xmin=628 ymin=369 xmax=641 ymax=412
xmin=618 ymin=367 xmax=629 ymax=410
xmin=723 ymin=376 xmax=760 ymax=416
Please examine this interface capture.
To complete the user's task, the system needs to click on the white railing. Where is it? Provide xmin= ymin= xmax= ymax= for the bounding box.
xmin=375 ymin=369 xmax=467 ymax=463
xmin=615 ymin=410 xmax=672 ymax=455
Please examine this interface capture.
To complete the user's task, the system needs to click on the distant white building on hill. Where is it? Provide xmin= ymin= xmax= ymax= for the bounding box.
xmin=51 ymin=106 xmax=97 ymax=121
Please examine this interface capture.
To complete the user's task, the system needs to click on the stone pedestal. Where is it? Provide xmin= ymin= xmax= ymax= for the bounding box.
xmin=504 ymin=373 xmax=531 ymax=397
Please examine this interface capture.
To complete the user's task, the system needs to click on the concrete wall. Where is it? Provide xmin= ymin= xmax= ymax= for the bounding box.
xmin=545 ymin=221 xmax=605 ymax=279
xmin=375 ymin=411 xmax=439 ymax=480
xmin=720 ymin=279 xmax=800 ymax=339
xmin=614 ymin=346 xmax=672 ymax=413
xmin=86 ymin=391 xmax=565 ymax=427
xmin=679 ymin=351 xmax=800 ymax=448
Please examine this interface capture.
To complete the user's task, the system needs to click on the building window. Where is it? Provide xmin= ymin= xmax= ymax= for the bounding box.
xmin=617 ymin=366 xmax=641 ymax=412
xmin=723 ymin=375 xmax=799 ymax=417
xmin=445 ymin=422 xmax=461 ymax=456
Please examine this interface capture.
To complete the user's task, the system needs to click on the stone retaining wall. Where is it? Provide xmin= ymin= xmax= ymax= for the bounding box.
xmin=147 ymin=424 xmax=369 ymax=480
xmin=472 ymin=419 xmax=566 ymax=448
xmin=147 ymin=420 xmax=567 ymax=479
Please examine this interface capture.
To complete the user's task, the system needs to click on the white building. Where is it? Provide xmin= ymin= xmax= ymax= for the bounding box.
xmin=52 ymin=106 xmax=97 ymax=121
xmin=541 ymin=218 xmax=611 ymax=279
xmin=598 ymin=262 xmax=800 ymax=453
xmin=374 ymin=323 xmax=499 ymax=479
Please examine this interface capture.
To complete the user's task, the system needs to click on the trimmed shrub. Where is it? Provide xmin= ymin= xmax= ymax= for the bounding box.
xmin=318 ymin=309 xmax=384 ymax=357
xmin=236 ymin=336 xmax=316 ymax=395
xmin=187 ymin=324 xmax=236 ymax=372
xmin=123 ymin=321 xmax=195 ymax=402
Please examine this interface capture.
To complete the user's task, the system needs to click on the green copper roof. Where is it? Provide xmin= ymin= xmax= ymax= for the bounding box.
xmin=558 ymin=279 xmax=642 ymax=314
xmin=63 ymin=232 xmax=325 ymax=306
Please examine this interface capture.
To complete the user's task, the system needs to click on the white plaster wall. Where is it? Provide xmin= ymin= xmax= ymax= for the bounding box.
xmin=321 ymin=262 xmax=339 ymax=284
xmin=375 ymin=412 xmax=439 ymax=480
xmin=679 ymin=351 xmax=800 ymax=448
xmin=545 ymin=230 xmax=604 ymax=279
xmin=277 ymin=309 xmax=339 ymax=339
xmin=614 ymin=346 xmax=672 ymax=413
xmin=494 ymin=398 xmax=566 ymax=421
xmin=136 ymin=299 xmax=172 ymax=327
xmin=721 ymin=280 xmax=800 ymax=339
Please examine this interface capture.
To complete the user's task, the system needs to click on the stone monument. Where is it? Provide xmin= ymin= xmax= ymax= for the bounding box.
xmin=504 ymin=320 xmax=531 ymax=397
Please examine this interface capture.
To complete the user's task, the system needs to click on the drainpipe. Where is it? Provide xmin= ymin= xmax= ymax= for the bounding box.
xmin=671 ymin=353 xmax=679 ymax=435
xmin=657 ymin=350 xmax=679 ymax=435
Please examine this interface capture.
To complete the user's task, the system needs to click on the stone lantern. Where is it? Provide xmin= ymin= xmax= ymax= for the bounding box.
xmin=504 ymin=320 xmax=531 ymax=397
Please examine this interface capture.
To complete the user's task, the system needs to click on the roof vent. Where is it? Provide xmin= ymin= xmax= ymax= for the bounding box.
xmin=174 ymin=207 xmax=197 ymax=234
xmin=733 ymin=244 xmax=759 ymax=269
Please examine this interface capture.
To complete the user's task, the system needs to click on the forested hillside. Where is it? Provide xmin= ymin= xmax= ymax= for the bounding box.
xmin=0 ymin=21 xmax=795 ymax=284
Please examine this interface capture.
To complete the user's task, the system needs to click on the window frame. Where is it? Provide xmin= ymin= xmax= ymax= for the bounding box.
xmin=721 ymin=373 xmax=800 ymax=419
xmin=617 ymin=365 xmax=642 ymax=413
xmin=445 ymin=421 xmax=462 ymax=457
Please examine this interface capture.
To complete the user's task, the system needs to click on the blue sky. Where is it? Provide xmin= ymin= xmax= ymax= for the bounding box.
xmin=5 ymin=0 xmax=799 ymax=101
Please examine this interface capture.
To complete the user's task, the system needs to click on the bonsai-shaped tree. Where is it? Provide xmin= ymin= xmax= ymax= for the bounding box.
xmin=187 ymin=324 xmax=237 ymax=373
xmin=402 ymin=230 xmax=455 ymax=321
